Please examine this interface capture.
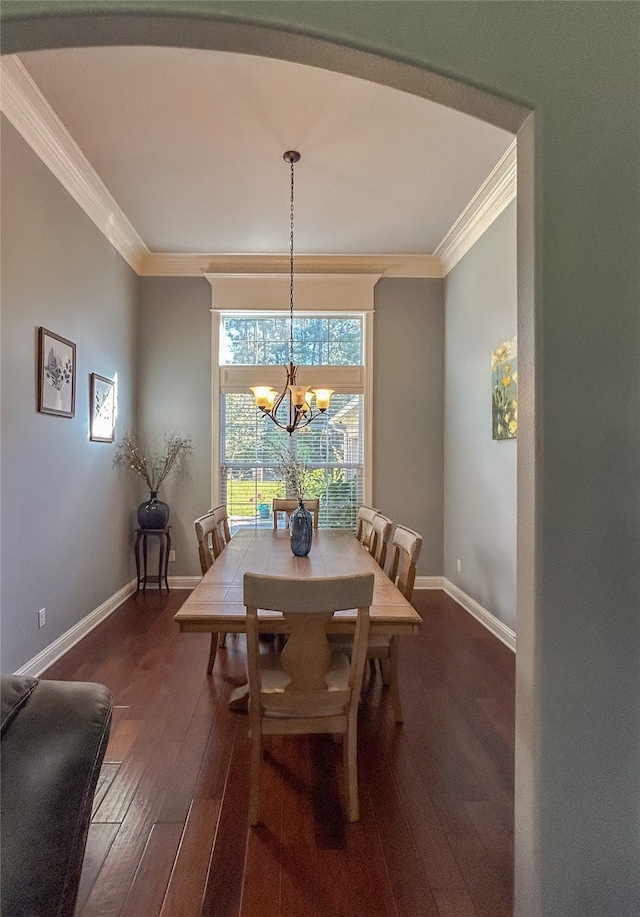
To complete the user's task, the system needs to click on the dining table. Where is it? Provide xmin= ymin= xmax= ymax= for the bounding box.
xmin=174 ymin=527 xmax=422 ymax=714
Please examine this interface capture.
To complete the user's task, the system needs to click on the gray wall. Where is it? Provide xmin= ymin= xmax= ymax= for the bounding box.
xmin=136 ymin=277 xmax=212 ymax=577
xmin=0 ymin=117 xmax=138 ymax=673
xmin=373 ymin=279 xmax=444 ymax=575
xmin=136 ymin=276 xmax=441 ymax=577
xmin=444 ymin=203 xmax=517 ymax=629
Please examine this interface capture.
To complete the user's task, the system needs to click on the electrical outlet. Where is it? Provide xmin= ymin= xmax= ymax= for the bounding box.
xmin=456 ymin=559 xmax=462 ymax=573
xmin=169 ymin=550 xmax=176 ymax=562
xmin=38 ymin=607 xmax=46 ymax=628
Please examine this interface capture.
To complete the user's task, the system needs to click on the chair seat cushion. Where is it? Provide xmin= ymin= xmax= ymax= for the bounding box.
xmin=258 ymin=650 xmax=351 ymax=717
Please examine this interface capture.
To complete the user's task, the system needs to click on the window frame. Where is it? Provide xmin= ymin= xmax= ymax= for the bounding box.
xmin=210 ymin=298 xmax=374 ymax=511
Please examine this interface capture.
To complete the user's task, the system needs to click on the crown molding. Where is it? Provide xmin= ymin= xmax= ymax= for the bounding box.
xmin=139 ymin=252 xmax=443 ymax=278
xmin=0 ymin=56 xmax=149 ymax=273
xmin=434 ymin=139 xmax=517 ymax=275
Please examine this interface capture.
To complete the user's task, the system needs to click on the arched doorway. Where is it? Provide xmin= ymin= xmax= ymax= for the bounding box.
xmin=1 ymin=7 xmax=537 ymax=911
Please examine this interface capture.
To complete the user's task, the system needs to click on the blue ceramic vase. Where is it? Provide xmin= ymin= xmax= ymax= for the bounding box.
xmin=289 ymin=500 xmax=313 ymax=556
xmin=137 ymin=491 xmax=170 ymax=529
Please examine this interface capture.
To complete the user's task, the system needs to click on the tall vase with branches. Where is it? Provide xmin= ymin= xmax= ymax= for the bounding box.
xmin=113 ymin=432 xmax=193 ymax=529
xmin=272 ymin=445 xmax=313 ymax=556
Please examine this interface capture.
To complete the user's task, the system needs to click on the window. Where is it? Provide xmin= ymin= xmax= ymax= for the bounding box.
xmin=218 ymin=314 xmax=366 ymax=529
xmin=221 ymin=315 xmax=363 ymax=366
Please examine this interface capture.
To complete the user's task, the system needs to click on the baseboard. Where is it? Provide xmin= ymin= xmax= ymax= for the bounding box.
xmin=135 ymin=575 xmax=201 ymax=590
xmin=414 ymin=575 xmax=445 ymax=590
xmin=442 ymin=578 xmax=516 ymax=652
xmin=15 ymin=578 xmax=138 ymax=677
xmin=168 ymin=575 xmax=201 ymax=589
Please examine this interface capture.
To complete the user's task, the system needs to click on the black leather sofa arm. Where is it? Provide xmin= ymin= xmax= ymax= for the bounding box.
xmin=1 ymin=675 xmax=113 ymax=917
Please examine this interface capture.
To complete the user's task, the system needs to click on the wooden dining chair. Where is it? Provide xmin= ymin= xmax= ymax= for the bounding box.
xmin=333 ymin=521 xmax=423 ymax=722
xmin=208 ymin=504 xmax=232 ymax=553
xmin=243 ymin=571 xmax=375 ymax=826
xmin=356 ymin=505 xmax=378 ymax=550
xmin=194 ymin=505 xmax=232 ymax=673
xmin=194 ymin=511 xmax=217 ymax=573
xmin=372 ymin=523 xmax=423 ymax=721
xmin=387 ymin=524 xmax=423 ymax=602
xmin=272 ymin=498 xmax=320 ymax=530
xmin=368 ymin=512 xmax=393 ymax=570
xmin=334 ymin=511 xmax=391 ymax=674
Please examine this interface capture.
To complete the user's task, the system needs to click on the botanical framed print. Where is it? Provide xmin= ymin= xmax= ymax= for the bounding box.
xmin=491 ymin=337 xmax=518 ymax=440
xmin=90 ymin=373 xmax=116 ymax=442
xmin=38 ymin=327 xmax=76 ymax=417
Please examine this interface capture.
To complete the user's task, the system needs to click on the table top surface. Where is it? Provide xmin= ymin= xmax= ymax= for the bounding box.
xmin=174 ymin=528 xmax=422 ymax=635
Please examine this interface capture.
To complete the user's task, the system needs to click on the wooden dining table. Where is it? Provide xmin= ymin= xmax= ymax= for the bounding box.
xmin=174 ymin=527 xmax=422 ymax=715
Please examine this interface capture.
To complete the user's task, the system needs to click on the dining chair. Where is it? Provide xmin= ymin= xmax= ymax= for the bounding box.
xmin=334 ymin=511 xmax=392 ymax=673
xmin=387 ymin=523 xmax=423 ymax=602
xmin=243 ymin=571 xmax=375 ymax=826
xmin=368 ymin=512 xmax=393 ymax=570
xmin=356 ymin=505 xmax=378 ymax=549
xmin=333 ymin=521 xmax=423 ymax=722
xmin=208 ymin=503 xmax=232 ymax=553
xmin=272 ymin=498 xmax=320 ymax=530
xmin=373 ymin=523 xmax=423 ymax=721
xmin=194 ymin=510 xmax=217 ymax=573
xmin=194 ymin=505 xmax=232 ymax=674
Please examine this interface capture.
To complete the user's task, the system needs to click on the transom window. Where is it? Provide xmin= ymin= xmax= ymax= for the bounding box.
xmin=221 ymin=315 xmax=363 ymax=366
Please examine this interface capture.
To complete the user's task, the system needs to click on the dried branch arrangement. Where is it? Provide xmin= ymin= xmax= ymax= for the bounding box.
xmin=271 ymin=446 xmax=309 ymax=502
xmin=113 ymin=432 xmax=193 ymax=492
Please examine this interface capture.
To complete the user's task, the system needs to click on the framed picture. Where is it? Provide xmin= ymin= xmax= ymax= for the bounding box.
xmin=90 ymin=373 xmax=116 ymax=442
xmin=38 ymin=327 xmax=76 ymax=417
xmin=491 ymin=337 xmax=518 ymax=440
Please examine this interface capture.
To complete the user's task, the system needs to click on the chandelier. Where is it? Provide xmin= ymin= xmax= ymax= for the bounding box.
xmin=250 ymin=151 xmax=333 ymax=434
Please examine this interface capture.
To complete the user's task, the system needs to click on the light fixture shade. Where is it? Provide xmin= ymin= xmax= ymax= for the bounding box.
xmin=311 ymin=388 xmax=334 ymax=411
xmin=251 ymin=386 xmax=275 ymax=408
xmin=288 ymin=385 xmax=310 ymax=408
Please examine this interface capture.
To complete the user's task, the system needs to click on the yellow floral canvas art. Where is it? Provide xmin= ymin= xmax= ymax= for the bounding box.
xmin=491 ymin=338 xmax=518 ymax=440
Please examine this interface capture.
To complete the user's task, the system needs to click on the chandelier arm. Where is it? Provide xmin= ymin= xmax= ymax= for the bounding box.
xmin=292 ymin=410 xmax=318 ymax=431
xmin=269 ymin=366 xmax=293 ymax=419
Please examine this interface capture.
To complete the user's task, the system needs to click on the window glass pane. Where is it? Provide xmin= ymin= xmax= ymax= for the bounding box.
xmin=222 ymin=315 xmax=363 ymax=366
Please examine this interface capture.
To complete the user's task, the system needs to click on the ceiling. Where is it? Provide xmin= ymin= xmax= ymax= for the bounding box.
xmin=9 ymin=46 xmax=514 ymax=264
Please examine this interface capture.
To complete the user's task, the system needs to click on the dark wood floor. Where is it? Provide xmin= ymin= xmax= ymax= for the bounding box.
xmin=45 ymin=587 xmax=515 ymax=917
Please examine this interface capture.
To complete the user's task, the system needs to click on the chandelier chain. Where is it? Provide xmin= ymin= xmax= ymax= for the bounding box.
xmin=289 ymin=156 xmax=295 ymax=364
xmin=250 ymin=150 xmax=332 ymax=434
